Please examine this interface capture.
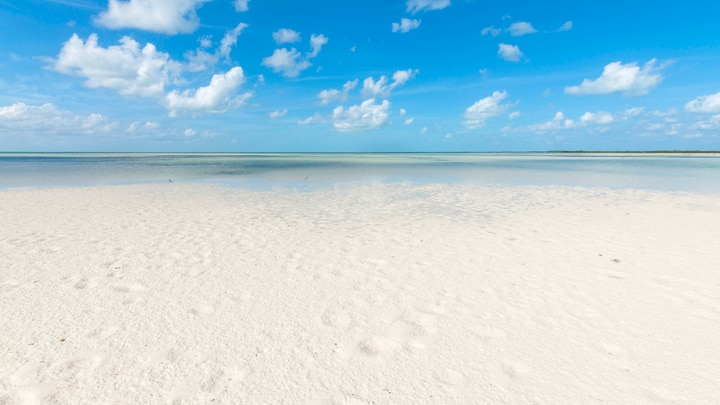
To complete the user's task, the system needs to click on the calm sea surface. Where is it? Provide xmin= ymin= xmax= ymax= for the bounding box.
xmin=1 ymin=153 xmax=719 ymax=192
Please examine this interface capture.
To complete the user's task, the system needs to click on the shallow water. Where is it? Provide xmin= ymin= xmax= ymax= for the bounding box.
xmin=1 ymin=153 xmax=719 ymax=192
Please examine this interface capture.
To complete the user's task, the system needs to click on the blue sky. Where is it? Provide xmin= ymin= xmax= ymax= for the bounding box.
xmin=1 ymin=0 xmax=719 ymax=151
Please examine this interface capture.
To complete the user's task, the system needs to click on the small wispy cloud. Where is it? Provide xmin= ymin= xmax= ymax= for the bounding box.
xmin=557 ymin=20 xmax=573 ymax=32
xmin=406 ymin=0 xmax=450 ymax=14
xmin=392 ymin=18 xmax=421 ymax=33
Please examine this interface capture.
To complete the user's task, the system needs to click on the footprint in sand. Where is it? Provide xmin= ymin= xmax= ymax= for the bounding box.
xmin=112 ymin=282 xmax=145 ymax=293
xmin=87 ymin=324 xmax=121 ymax=340
xmin=433 ymin=368 xmax=467 ymax=386
xmin=503 ymin=361 xmax=532 ymax=379
xmin=321 ymin=307 xmax=353 ymax=330
xmin=358 ymin=336 xmax=401 ymax=356
xmin=190 ymin=303 xmax=215 ymax=316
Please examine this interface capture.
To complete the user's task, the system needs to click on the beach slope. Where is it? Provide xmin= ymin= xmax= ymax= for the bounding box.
xmin=1 ymin=183 xmax=719 ymax=403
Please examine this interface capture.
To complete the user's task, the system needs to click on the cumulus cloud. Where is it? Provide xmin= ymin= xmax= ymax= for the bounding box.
xmin=233 ymin=0 xmax=249 ymax=12
xmin=527 ymin=111 xmax=575 ymax=131
xmin=54 ymin=34 xmax=180 ymax=98
xmin=406 ymin=0 xmax=450 ymax=14
xmin=95 ymin=0 xmax=209 ymax=35
xmin=332 ymin=99 xmax=390 ymax=131
xmin=508 ymin=111 xmax=520 ymax=119
xmin=392 ymin=18 xmax=421 ymax=33
xmin=128 ymin=120 xmax=159 ymax=132
xmin=0 ymin=102 xmax=115 ymax=134
xmin=565 ymin=59 xmax=664 ymax=96
xmin=481 ymin=26 xmax=502 ymax=37
xmin=558 ymin=20 xmax=573 ymax=31
xmin=262 ymin=48 xmax=311 ymax=77
xmin=404 ymin=117 xmax=414 ymax=125
xmin=263 ymin=33 xmax=327 ymax=77
xmin=692 ymin=114 xmax=720 ymax=130
xmin=685 ymin=91 xmax=720 ymax=113
xmin=462 ymin=91 xmax=510 ymax=128
xmin=268 ymin=109 xmax=288 ymax=119
xmin=508 ymin=21 xmax=537 ymax=36
xmin=164 ymin=67 xmax=252 ymax=115
xmin=525 ymin=108 xmax=644 ymax=132
xmin=272 ymin=28 xmax=300 ymax=44
xmin=497 ymin=43 xmax=522 ymax=62
xmin=318 ymin=79 xmax=358 ymax=105
xmin=579 ymin=111 xmax=614 ymax=125
xmin=361 ymin=69 xmax=418 ymax=99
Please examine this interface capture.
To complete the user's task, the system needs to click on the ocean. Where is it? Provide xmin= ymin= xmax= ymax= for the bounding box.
xmin=1 ymin=153 xmax=719 ymax=192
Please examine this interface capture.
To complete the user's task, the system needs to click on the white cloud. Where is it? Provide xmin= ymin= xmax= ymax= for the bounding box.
xmin=580 ymin=111 xmax=614 ymax=125
xmin=297 ymin=113 xmax=324 ymax=125
xmin=184 ymin=37 xmax=216 ymax=72
xmin=307 ymin=34 xmax=328 ymax=58
xmin=392 ymin=18 xmax=421 ymax=33
xmin=692 ymin=114 xmax=720 ymax=130
xmin=527 ymin=111 xmax=576 ymax=132
xmin=233 ymin=0 xmax=249 ymax=12
xmin=399 ymin=108 xmax=407 ymax=116
xmin=184 ymin=23 xmax=248 ymax=72
xmin=95 ymin=0 xmax=209 ymax=35
xmin=332 ymin=99 xmax=390 ymax=131
xmin=273 ymin=28 xmax=300 ymax=44
xmin=406 ymin=0 xmax=450 ymax=14
xmin=318 ymin=79 xmax=358 ymax=105
xmin=462 ymin=91 xmax=510 ymax=128
xmin=128 ymin=121 xmax=159 ymax=132
xmin=404 ymin=117 xmax=414 ymax=125
xmin=164 ymin=67 xmax=251 ymax=115
xmin=558 ymin=20 xmax=573 ymax=31
xmin=184 ymin=128 xmax=197 ymax=136
xmin=0 ymin=102 xmax=115 ymax=134
xmin=685 ymin=91 xmax=720 ymax=113
xmin=361 ymin=69 xmax=418 ymax=99
xmin=268 ymin=109 xmax=288 ymax=119
xmin=622 ymin=107 xmax=645 ymax=119
xmin=263 ymin=34 xmax=327 ymax=77
xmin=508 ymin=111 xmax=520 ymax=119
xmin=54 ymin=34 xmax=179 ymax=98
xmin=652 ymin=109 xmax=678 ymax=120
xmin=498 ymin=43 xmax=522 ymax=62
xmin=508 ymin=21 xmax=537 ymax=36
xmin=219 ymin=23 xmax=248 ymax=60
xmin=262 ymin=48 xmax=311 ymax=77
xmin=565 ymin=59 xmax=664 ymax=96
xmin=481 ymin=26 xmax=501 ymax=37
xmin=525 ymin=108 xmax=644 ymax=133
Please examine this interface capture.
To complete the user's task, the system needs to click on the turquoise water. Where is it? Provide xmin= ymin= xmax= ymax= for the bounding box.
xmin=1 ymin=153 xmax=719 ymax=192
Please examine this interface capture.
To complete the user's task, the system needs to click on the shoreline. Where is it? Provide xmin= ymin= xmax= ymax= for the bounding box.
xmin=2 ymin=183 xmax=719 ymax=403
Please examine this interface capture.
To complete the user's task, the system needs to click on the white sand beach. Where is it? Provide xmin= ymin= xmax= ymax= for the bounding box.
xmin=1 ymin=183 xmax=719 ymax=404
